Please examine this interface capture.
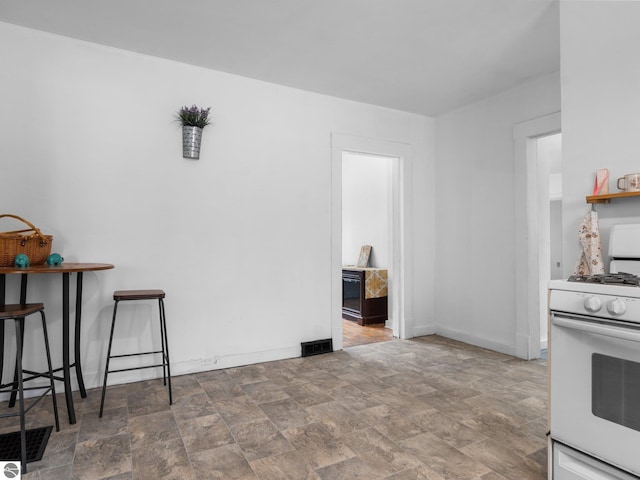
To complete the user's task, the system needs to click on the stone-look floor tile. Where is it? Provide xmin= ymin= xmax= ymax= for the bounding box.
xmin=384 ymin=464 xmax=447 ymax=480
xmin=262 ymin=366 xmax=308 ymax=388
xmin=460 ymin=438 xmax=546 ymax=479
xmin=190 ymin=443 xmax=258 ymax=480
xmin=282 ymin=382 xmax=334 ymax=407
xmin=330 ymin=384 xmax=382 ymax=411
xmin=24 ymin=463 xmax=72 ymax=479
xmin=480 ymin=472 xmax=508 ymax=480
xmin=423 ymin=375 xmax=483 ymax=399
xmin=342 ymin=427 xmax=421 ymax=476
xmin=229 ymin=418 xmax=294 ymax=461
xmin=215 ymin=395 xmax=268 ymax=427
xmin=517 ymin=396 xmax=547 ymax=417
xmin=71 ymin=433 xmax=131 ymax=480
xmin=170 ymin=392 xmax=218 ymax=422
xmin=411 ymin=410 xmax=488 ymax=449
xmin=368 ymin=388 xmax=436 ymax=417
xmin=363 ymin=407 xmax=424 ymax=443
xmin=193 ymin=368 xmax=231 ymax=383
xmin=131 ymin=437 xmax=195 ymax=480
xmin=22 ymin=394 xmax=79 ymax=434
xmin=127 ymin=388 xmax=172 ymax=418
xmin=461 ymin=413 xmax=545 ymax=456
xmin=241 ymin=380 xmax=290 ymax=405
xmin=400 ymin=432 xmax=492 ymax=480
xmin=170 ymin=374 xmax=205 ymax=400
xmin=28 ymin=429 xmax=78 ymax=472
xmin=129 ymin=410 xmax=180 ymax=449
xmin=177 ymin=413 xmax=235 ymax=454
xmin=315 ymin=456 xmax=385 ymax=480
xmin=81 ymin=385 xmax=128 ymax=415
xmin=259 ymin=397 xmax=315 ymax=431
xmin=199 ymin=378 xmax=245 ymax=402
xmin=521 ymin=415 xmax=548 ymax=440
xmin=299 ymin=370 xmax=350 ymax=393
xmin=417 ymin=391 xmax=481 ymax=422
xmin=463 ymin=394 xmax=539 ymax=426
xmin=379 ymin=373 xmax=437 ymax=397
xmin=78 ymin=406 xmax=128 ymax=442
xmin=334 ymin=369 xmax=389 ymax=394
xmin=527 ymin=447 xmax=548 ymax=475
xmin=226 ymin=364 xmax=269 ymax=385
xmin=282 ymin=422 xmax=355 ymax=470
xmin=306 ymin=401 xmax=371 ymax=436
xmin=250 ymin=450 xmax=321 ymax=480
xmin=485 ymin=379 xmax=546 ymax=403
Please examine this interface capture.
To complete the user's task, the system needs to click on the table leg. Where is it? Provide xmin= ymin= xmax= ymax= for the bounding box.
xmin=9 ymin=274 xmax=28 ymax=408
xmin=63 ymin=272 xmax=76 ymax=424
xmin=75 ymin=272 xmax=86 ymax=398
xmin=0 ymin=274 xmax=4 ymax=387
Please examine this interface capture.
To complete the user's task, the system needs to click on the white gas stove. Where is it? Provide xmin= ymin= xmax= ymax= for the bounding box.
xmin=549 ymin=227 xmax=640 ymax=480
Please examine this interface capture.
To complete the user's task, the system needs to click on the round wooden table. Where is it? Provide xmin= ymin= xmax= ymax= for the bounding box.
xmin=0 ymin=263 xmax=114 ymax=424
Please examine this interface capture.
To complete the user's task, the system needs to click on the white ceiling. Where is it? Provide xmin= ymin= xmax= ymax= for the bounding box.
xmin=0 ymin=0 xmax=560 ymax=116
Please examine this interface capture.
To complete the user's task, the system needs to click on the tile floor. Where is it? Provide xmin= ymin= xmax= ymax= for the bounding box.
xmin=2 ymin=335 xmax=548 ymax=479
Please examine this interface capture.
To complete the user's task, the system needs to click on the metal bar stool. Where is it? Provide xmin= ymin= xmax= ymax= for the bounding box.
xmin=99 ymin=290 xmax=172 ymax=417
xmin=0 ymin=303 xmax=60 ymax=475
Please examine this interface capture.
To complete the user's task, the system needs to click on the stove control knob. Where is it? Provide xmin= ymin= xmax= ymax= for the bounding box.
xmin=607 ymin=298 xmax=626 ymax=316
xmin=584 ymin=296 xmax=602 ymax=313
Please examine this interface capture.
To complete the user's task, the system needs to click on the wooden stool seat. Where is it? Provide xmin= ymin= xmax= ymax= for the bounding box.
xmin=100 ymin=289 xmax=171 ymax=417
xmin=0 ymin=303 xmax=44 ymax=319
xmin=114 ymin=290 xmax=165 ymax=301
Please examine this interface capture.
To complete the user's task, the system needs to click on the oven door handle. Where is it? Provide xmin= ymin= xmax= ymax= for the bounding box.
xmin=552 ymin=315 xmax=640 ymax=342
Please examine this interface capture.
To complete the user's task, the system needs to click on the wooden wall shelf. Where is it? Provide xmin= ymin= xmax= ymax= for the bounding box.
xmin=586 ymin=191 xmax=640 ymax=204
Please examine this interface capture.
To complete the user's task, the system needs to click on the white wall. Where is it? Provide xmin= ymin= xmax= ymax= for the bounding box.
xmin=341 ymin=152 xmax=391 ymax=268
xmin=0 ymin=22 xmax=434 ymax=389
xmin=434 ymin=73 xmax=560 ymax=356
xmin=560 ymin=2 xmax=640 ymax=274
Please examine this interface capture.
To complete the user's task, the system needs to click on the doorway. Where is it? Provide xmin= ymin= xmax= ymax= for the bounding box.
xmin=330 ymin=133 xmax=414 ymax=351
xmin=513 ymin=112 xmax=561 ymax=359
xmin=536 ymin=132 xmax=562 ymax=351
xmin=341 ymin=151 xmax=394 ymax=347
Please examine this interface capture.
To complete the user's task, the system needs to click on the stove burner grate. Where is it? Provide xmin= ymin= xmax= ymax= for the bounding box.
xmin=568 ymin=272 xmax=640 ymax=286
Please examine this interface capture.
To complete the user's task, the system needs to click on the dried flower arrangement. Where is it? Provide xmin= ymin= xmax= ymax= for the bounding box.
xmin=176 ymin=105 xmax=212 ymax=129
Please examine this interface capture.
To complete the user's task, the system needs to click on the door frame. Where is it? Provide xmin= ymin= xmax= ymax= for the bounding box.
xmin=330 ymin=133 xmax=413 ymax=349
xmin=513 ymin=112 xmax=561 ymax=359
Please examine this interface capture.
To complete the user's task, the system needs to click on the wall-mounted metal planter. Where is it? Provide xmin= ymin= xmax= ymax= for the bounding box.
xmin=182 ymin=126 xmax=203 ymax=159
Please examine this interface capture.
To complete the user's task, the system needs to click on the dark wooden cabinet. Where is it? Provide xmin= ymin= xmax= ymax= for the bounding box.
xmin=342 ymin=268 xmax=388 ymax=325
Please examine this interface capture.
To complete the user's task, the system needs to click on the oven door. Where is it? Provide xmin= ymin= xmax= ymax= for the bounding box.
xmin=551 ymin=312 xmax=640 ymax=477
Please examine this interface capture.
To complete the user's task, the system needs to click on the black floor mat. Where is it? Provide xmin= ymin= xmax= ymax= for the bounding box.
xmin=0 ymin=426 xmax=53 ymax=463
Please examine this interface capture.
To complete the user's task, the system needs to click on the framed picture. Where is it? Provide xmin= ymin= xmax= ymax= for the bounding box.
xmin=356 ymin=245 xmax=372 ymax=268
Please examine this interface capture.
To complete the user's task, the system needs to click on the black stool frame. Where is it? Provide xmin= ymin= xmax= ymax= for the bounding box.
xmin=99 ymin=292 xmax=172 ymax=417
xmin=0 ymin=304 xmax=60 ymax=475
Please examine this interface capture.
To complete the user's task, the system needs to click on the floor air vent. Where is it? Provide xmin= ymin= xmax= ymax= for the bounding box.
xmin=301 ymin=339 xmax=333 ymax=357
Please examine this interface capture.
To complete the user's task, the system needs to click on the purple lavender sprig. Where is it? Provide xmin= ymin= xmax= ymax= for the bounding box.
xmin=176 ymin=105 xmax=212 ymax=129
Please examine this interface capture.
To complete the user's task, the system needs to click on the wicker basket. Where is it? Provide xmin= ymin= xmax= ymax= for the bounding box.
xmin=0 ymin=214 xmax=53 ymax=267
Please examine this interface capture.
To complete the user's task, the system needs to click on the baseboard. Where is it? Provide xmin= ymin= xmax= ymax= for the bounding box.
xmin=56 ymin=345 xmax=303 ymax=392
xmin=412 ymin=323 xmax=436 ymax=337
xmin=435 ymin=326 xmax=516 ymax=357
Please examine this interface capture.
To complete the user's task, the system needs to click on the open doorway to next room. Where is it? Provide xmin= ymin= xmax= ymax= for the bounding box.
xmin=341 ymin=151 xmax=394 ymax=347
xmin=537 ymin=132 xmax=562 ymax=353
